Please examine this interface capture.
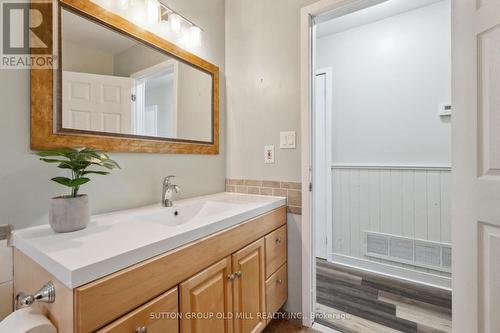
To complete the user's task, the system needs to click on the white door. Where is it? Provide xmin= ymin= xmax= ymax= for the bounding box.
xmin=62 ymin=71 xmax=133 ymax=134
xmin=453 ymin=2 xmax=500 ymax=333
xmin=314 ymin=69 xmax=332 ymax=261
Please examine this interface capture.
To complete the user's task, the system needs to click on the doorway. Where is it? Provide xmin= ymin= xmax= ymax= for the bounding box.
xmin=308 ymin=0 xmax=452 ymax=332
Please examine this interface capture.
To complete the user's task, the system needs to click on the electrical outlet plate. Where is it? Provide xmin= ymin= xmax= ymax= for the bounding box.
xmin=280 ymin=131 xmax=296 ymax=149
xmin=264 ymin=145 xmax=275 ymax=164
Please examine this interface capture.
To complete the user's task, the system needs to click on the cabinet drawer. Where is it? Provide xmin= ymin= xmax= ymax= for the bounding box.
xmin=97 ymin=287 xmax=179 ymax=333
xmin=265 ymin=226 xmax=287 ymax=277
xmin=265 ymin=264 xmax=287 ymax=314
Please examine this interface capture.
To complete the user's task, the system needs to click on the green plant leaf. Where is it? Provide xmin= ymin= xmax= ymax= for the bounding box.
xmin=51 ymin=177 xmax=73 ymax=187
xmin=70 ymin=178 xmax=91 ymax=186
xmin=36 ymin=149 xmax=74 ymax=157
xmin=51 ymin=177 xmax=90 ymax=187
xmin=39 ymin=147 xmax=119 ymax=192
xmin=82 ymin=171 xmax=110 ymax=176
xmin=40 ymin=159 xmax=74 ymax=169
xmin=39 ymin=158 xmax=67 ymax=163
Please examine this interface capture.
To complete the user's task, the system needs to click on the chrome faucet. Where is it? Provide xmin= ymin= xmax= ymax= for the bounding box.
xmin=162 ymin=176 xmax=182 ymax=207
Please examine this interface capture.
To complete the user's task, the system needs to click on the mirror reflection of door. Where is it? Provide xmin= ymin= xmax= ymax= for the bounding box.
xmin=130 ymin=60 xmax=178 ymax=138
xmin=62 ymin=71 xmax=133 ymax=134
xmin=60 ymin=7 xmax=213 ymax=143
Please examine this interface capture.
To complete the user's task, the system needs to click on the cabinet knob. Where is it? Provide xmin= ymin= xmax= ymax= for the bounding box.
xmin=275 ymin=237 xmax=282 ymax=244
xmin=276 ymin=279 xmax=283 ymax=285
xmin=136 ymin=327 xmax=147 ymax=333
xmin=235 ymin=271 xmax=242 ymax=278
xmin=228 ymin=274 xmax=236 ymax=281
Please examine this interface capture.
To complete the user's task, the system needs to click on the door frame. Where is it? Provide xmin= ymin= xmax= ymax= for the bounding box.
xmin=313 ymin=68 xmax=333 ymax=262
xmin=130 ymin=60 xmax=179 ymax=137
xmin=300 ymin=0 xmax=394 ymax=327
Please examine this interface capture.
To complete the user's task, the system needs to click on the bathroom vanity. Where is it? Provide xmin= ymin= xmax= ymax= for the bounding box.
xmin=12 ymin=193 xmax=288 ymax=333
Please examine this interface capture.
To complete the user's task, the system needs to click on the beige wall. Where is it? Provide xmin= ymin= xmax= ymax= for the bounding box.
xmin=113 ymin=44 xmax=169 ymax=77
xmin=62 ymin=40 xmax=114 ymax=75
xmin=225 ymin=0 xmax=318 ymax=313
xmin=226 ymin=0 xmax=317 ymax=182
xmin=177 ymin=62 xmax=212 ymax=142
xmin=0 ymin=0 xmax=225 ymax=230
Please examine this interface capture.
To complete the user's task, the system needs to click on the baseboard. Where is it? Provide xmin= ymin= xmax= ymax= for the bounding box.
xmin=330 ymin=253 xmax=451 ymax=290
xmin=312 ymin=321 xmax=342 ymax=333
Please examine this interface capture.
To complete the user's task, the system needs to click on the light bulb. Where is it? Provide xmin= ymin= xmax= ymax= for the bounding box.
xmin=118 ymin=0 xmax=129 ymax=10
xmin=146 ymin=0 xmax=160 ymax=24
xmin=128 ymin=0 xmax=146 ymax=25
xmin=98 ymin=0 xmax=114 ymax=9
xmin=157 ymin=20 xmax=170 ymax=35
xmin=169 ymin=13 xmax=181 ymax=33
xmin=189 ymin=26 xmax=202 ymax=46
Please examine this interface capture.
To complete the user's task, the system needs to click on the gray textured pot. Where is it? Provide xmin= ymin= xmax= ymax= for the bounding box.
xmin=49 ymin=195 xmax=90 ymax=233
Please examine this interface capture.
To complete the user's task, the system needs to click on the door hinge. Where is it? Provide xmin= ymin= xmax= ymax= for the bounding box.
xmin=131 ymin=94 xmax=136 ymax=102
xmin=309 ymin=182 xmax=313 ymax=192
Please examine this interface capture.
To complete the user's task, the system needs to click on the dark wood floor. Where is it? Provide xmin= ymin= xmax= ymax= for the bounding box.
xmin=316 ymin=259 xmax=452 ymax=333
xmin=264 ymin=319 xmax=321 ymax=333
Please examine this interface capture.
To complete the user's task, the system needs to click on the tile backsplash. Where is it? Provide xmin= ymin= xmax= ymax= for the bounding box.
xmin=226 ymin=179 xmax=302 ymax=215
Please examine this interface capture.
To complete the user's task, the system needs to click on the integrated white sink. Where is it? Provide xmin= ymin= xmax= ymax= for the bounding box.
xmin=12 ymin=192 xmax=286 ymax=288
xmin=134 ymin=200 xmax=242 ymax=227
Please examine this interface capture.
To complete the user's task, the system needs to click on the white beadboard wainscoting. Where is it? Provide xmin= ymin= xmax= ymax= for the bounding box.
xmin=329 ymin=165 xmax=452 ymax=288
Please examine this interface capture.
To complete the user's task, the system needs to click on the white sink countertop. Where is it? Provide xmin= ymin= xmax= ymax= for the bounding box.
xmin=12 ymin=192 xmax=286 ymax=289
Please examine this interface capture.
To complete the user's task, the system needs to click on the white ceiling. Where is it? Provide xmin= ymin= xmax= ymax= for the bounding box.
xmin=62 ymin=9 xmax=138 ymax=55
xmin=316 ymin=0 xmax=446 ymax=38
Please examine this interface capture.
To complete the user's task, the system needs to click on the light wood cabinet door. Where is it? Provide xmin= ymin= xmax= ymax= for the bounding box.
xmin=180 ymin=257 xmax=233 ymax=333
xmin=232 ymin=239 xmax=266 ymax=333
xmin=264 ymin=226 xmax=287 ymax=278
xmin=96 ymin=287 xmax=178 ymax=333
xmin=265 ymin=264 xmax=287 ymax=315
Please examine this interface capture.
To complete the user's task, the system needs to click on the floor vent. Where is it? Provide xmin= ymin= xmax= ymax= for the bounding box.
xmin=364 ymin=231 xmax=451 ymax=273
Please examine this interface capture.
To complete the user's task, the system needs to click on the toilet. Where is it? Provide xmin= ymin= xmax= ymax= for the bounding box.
xmin=0 ymin=308 xmax=56 ymax=333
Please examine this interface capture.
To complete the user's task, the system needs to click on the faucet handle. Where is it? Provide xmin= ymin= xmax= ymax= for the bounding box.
xmin=164 ymin=175 xmax=176 ymax=185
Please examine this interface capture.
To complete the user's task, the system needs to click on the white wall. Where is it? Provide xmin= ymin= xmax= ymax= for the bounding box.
xmin=0 ymin=0 xmax=225 ymax=231
xmin=316 ymin=0 xmax=451 ymax=166
xmin=316 ymin=1 xmax=452 ymax=285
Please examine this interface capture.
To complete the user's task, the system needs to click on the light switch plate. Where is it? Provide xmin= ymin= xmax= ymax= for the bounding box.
xmin=264 ymin=145 xmax=275 ymax=164
xmin=280 ymin=131 xmax=296 ymax=149
xmin=438 ymin=103 xmax=452 ymax=117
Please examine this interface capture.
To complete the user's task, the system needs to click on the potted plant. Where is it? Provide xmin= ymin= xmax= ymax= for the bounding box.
xmin=36 ymin=147 xmax=120 ymax=233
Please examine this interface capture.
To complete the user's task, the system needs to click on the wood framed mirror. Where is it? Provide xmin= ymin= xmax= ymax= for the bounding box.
xmin=31 ymin=0 xmax=219 ymax=154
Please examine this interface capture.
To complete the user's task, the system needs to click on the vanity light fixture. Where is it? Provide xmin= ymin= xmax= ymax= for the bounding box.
xmin=94 ymin=0 xmax=203 ymax=45
xmin=146 ymin=0 xmax=161 ymax=24
xmin=190 ymin=26 xmax=202 ymax=46
xmin=158 ymin=2 xmax=204 ymax=44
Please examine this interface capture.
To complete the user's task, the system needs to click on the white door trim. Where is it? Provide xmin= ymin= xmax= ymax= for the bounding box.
xmin=130 ymin=60 xmax=179 ymax=137
xmin=300 ymin=0 xmax=392 ymax=327
xmin=314 ymin=68 xmax=333 ymax=262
